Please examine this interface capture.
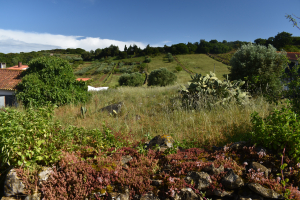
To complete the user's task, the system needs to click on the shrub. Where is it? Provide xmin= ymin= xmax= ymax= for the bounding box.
xmin=180 ymin=72 xmax=250 ymax=109
xmin=118 ymin=72 xmax=145 ymax=87
xmin=175 ymin=65 xmax=183 ymax=72
xmin=16 ymin=57 xmax=91 ymax=107
xmin=0 ymin=106 xmax=125 ymax=169
xmin=229 ymin=43 xmax=289 ymax=98
xmin=250 ymin=104 xmax=300 ymax=163
xmin=144 ymin=57 xmax=151 ymax=63
xmin=147 ymin=68 xmax=177 ymax=86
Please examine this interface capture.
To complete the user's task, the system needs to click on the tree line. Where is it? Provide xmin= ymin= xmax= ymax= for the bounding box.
xmin=0 ymin=31 xmax=299 ymax=66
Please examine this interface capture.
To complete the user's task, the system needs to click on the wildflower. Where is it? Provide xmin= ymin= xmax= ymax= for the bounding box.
xmin=277 ymin=177 xmax=281 ymax=183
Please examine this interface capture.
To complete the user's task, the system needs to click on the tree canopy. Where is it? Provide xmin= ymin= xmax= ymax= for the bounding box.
xmin=16 ymin=56 xmax=90 ymax=107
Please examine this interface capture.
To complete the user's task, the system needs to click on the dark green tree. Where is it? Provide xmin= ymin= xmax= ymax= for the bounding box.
xmin=147 ymin=68 xmax=177 ymax=87
xmin=118 ymin=72 xmax=145 ymax=87
xmin=273 ymin=31 xmax=293 ymax=50
xmin=124 ymin=45 xmax=128 ymax=52
xmin=16 ymin=57 xmax=90 ymax=107
xmin=229 ymin=43 xmax=289 ymax=98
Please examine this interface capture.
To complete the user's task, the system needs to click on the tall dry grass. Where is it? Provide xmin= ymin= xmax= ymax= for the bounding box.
xmin=53 ymin=84 xmax=279 ymax=149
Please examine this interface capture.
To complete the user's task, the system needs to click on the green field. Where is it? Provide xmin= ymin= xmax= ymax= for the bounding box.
xmin=74 ymin=53 xmax=230 ymax=86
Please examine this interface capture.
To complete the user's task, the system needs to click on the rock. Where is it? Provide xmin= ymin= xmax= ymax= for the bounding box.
xmin=184 ymin=171 xmax=212 ymax=190
xmin=37 ymin=167 xmax=53 ymax=186
xmin=250 ymin=162 xmax=271 ymax=178
xmin=120 ymin=155 xmax=133 ymax=165
xmin=24 ymin=193 xmax=41 ymax=200
xmin=179 ymin=187 xmax=203 ymax=200
xmin=248 ymin=182 xmax=284 ymax=199
xmin=4 ymin=168 xmax=26 ymax=197
xmin=147 ymin=135 xmax=175 ymax=150
xmin=100 ymin=102 xmax=124 ymax=115
xmin=221 ymin=169 xmax=244 ymax=190
xmin=202 ymin=163 xmax=224 ymax=175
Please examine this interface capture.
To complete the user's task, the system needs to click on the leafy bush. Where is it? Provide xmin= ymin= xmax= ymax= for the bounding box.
xmin=144 ymin=57 xmax=151 ymax=63
xmin=250 ymin=104 xmax=300 ymax=163
xmin=147 ymin=68 xmax=177 ymax=86
xmin=16 ymin=57 xmax=91 ymax=107
xmin=0 ymin=106 xmax=126 ymax=169
xmin=180 ymin=72 xmax=250 ymax=109
xmin=120 ymin=66 xmax=136 ymax=74
xmin=229 ymin=43 xmax=289 ymax=97
xmin=118 ymin=72 xmax=145 ymax=87
xmin=175 ymin=65 xmax=183 ymax=72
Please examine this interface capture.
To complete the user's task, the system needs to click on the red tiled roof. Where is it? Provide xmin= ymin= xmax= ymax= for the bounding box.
xmin=0 ymin=69 xmax=22 ymax=90
xmin=7 ymin=65 xmax=29 ymax=70
xmin=76 ymin=78 xmax=91 ymax=81
xmin=286 ymin=52 xmax=300 ymax=61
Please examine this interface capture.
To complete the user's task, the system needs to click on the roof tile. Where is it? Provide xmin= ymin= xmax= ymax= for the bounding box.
xmin=0 ymin=69 xmax=22 ymax=90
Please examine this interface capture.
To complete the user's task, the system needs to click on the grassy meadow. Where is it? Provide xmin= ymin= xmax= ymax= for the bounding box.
xmin=52 ymin=84 xmax=279 ymax=149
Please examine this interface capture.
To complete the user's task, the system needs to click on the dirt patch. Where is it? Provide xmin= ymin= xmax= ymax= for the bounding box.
xmin=99 ymin=74 xmax=108 ymax=82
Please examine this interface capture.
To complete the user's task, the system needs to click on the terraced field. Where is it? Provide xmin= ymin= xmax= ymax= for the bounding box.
xmin=74 ymin=53 xmax=230 ymax=87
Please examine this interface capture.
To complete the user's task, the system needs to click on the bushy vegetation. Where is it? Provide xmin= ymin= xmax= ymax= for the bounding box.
xmin=118 ymin=72 xmax=145 ymax=87
xmin=0 ymin=105 xmax=129 ymax=170
xmin=147 ymin=68 xmax=177 ymax=86
xmin=16 ymin=57 xmax=90 ymax=107
xmin=229 ymin=43 xmax=289 ymax=98
xmin=180 ymin=72 xmax=250 ymax=109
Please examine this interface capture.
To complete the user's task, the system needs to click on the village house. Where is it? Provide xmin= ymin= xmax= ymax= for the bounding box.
xmin=0 ymin=69 xmax=22 ymax=107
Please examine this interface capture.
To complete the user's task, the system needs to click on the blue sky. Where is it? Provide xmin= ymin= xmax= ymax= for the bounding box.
xmin=0 ymin=0 xmax=299 ymax=53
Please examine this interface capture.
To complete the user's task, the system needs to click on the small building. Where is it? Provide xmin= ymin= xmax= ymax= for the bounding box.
xmin=76 ymin=78 xmax=91 ymax=81
xmin=0 ymin=63 xmax=6 ymax=69
xmin=7 ymin=62 xmax=28 ymax=70
xmin=0 ymin=69 xmax=22 ymax=107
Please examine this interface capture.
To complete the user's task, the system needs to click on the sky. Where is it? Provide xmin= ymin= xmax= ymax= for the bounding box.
xmin=0 ymin=0 xmax=300 ymax=53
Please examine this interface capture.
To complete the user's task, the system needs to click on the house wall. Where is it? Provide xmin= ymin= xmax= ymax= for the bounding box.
xmin=0 ymin=90 xmax=17 ymax=107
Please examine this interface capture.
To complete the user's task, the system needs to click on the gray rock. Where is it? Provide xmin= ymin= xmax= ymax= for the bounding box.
xmin=221 ymin=169 xmax=244 ymax=189
xmin=179 ymin=187 xmax=203 ymax=200
xmin=184 ymin=171 xmax=212 ymax=190
xmin=250 ymin=162 xmax=271 ymax=178
xmin=248 ymin=182 xmax=284 ymax=199
xmin=37 ymin=167 xmax=53 ymax=186
xmin=4 ymin=168 xmax=26 ymax=197
xmin=202 ymin=163 xmax=224 ymax=175
xmin=100 ymin=102 xmax=124 ymax=115
xmin=121 ymin=155 xmax=133 ymax=165
xmin=24 ymin=193 xmax=41 ymax=200
xmin=147 ymin=135 xmax=175 ymax=149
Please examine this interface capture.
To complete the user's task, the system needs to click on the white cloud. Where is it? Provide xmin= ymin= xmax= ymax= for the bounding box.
xmin=0 ymin=29 xmax=147 ymax=53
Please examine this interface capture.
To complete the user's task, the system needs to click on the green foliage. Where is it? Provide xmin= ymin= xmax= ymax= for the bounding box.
xmin=144 ymin=57 xmax=151 ymax=63
xmin=282 ymin=62 xmax=300 ymax=114
xmin=75 ymin=62 xmax=99 ymax=75
xmin=16 ymin=56 xmax=91 ymax=107
xmin=175 ymin=65 xmax=183 ymax=72
xmin=118 ymin=72 xmax=145 ymax=87
xmin=0 ymin=106 xmax=124 ymax=169
xmin=250 ymin=104 xmax=300 ymax=163
xmin=228 ymin=43 xmax=289 ymax=98
xmin=180 ymin=72 xmax=250 ymax=109
xmin=147 ymin=68 xmax=177 ymax=87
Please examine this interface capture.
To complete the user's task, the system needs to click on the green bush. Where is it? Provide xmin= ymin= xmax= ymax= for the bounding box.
xmin=175 ymin=65 xmax=183 ymax=72
xmin=16 ymin=57 xmax=91 ymax=107
xmin=180 ymin=72 xmax=250 ymax=109
xmin=118 ymin=72 xmax=145 ymax=87
xmin=0 ymin=106 xmax=125 ymax=169
xmin=229 ymin=43 xmax=289 ymax=98
xmin=144 ymin=57 xmax=151 ymax=63
xmin=250 ymin=104 xmax=300 ymax=163
xmin=147 ymin=68 xmax=177 ymax=87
